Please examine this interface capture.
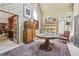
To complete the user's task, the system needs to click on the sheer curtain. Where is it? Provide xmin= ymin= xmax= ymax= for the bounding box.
xmin=33 ymin=8 xmax=37 ymax=20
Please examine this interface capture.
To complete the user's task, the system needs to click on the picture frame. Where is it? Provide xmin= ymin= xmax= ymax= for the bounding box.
xmin=23 ymin=5 xmax=32 ymax=18
xmin=66 ymin=22 xmax=70 ymax=25
xmin=47 ymin=16 xmax=53 ymax=21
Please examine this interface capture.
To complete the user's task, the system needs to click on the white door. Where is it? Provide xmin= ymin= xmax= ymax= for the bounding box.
xmin=74 ymin=15 xmax=79 ymax=47
xmin=58 ymin=20 xmax=65 ymax=34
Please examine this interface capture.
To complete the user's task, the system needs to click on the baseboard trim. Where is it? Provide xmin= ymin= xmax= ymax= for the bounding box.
xmin=23 ymin=40 xmax=34 ymax=44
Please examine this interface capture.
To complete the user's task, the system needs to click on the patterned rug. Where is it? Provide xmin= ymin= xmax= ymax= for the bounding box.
xmin=0 ymin=40 xmax=71 ymax=56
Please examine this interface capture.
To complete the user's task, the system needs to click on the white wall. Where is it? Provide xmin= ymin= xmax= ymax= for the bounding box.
xmin=0 ymin=10 xmax=14 ymax=23
xmin=0 ymin=3 xmax=34 ymax=43
xmin=73 ymin=4 xmax=79 ymax=16
xmin=71 ymin=3 xmax=79 ymax=42
xmin=0 ymin=18 xmax=8 ymax=23
xmin=34 ymin=3 xmax=42 ymax=33
xmin=72 ymin=4 xmax=79 ymax=35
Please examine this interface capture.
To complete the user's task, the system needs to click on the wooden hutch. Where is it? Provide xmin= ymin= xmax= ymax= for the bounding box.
xmin=23 ymin=21 xmax=36 ymax=44
xmin=43 ymin=18 xmax=58 ymax=33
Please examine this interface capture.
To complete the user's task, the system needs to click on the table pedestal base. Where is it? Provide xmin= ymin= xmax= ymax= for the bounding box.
xmin=39 ymin=39 xmax=53 ymax=51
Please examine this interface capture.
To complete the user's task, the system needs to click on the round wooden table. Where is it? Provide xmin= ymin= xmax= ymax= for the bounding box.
xmin=36 ymin=33 xmax=60 ymax=51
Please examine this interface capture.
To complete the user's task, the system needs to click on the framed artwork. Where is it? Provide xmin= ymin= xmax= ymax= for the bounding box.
xmin=24 ymin=5 xmax=32 ymax=18
xmin=47 ymin=16 xmax=53 ymax=21
xmin=66 ymin=22 xmax=70 ymax=25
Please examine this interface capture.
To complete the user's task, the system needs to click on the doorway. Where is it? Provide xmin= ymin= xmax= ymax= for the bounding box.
xmin=0 ymin=9 xmax=19 ymax=54
xmin=8 ymin=15 xmax=19 ymax=43
xmin=0 ymin=10 xmax=19 ymax=53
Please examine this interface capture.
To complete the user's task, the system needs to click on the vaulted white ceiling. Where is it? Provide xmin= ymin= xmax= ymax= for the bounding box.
xmin=39 ymin=3 xmax=73 ymax=17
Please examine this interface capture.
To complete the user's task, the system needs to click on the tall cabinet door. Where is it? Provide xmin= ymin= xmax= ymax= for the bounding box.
xmin=74 ymin=15 xmax=79 ymax=47
xmin=23 ymin=29 xmax=33 ymax=44
xmin=58 ymin=20 xmax=65 ymax=34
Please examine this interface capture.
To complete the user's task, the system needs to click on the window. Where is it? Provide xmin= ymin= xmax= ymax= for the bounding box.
xmin=33 ymin=8 xmax=37 ymax=20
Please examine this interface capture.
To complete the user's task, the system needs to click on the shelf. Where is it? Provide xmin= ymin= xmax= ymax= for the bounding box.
xmin=43 ymin=19 xmax=57 ymax=33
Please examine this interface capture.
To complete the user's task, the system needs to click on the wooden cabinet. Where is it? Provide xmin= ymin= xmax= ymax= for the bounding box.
xmin=32 ymin=30 xmax=36 ymax=38
xmin=23 ymin=29 xmax=33 ymax=44
xmin=23 ymin=21 xmax=36 ymax=44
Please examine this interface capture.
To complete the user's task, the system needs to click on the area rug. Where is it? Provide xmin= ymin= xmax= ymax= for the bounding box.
xmin=0 ymin=40 xmax=71 ymax=56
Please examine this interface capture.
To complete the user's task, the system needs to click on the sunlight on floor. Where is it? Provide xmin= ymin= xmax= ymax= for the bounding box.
xmin=0 ymin=39 xmax=21 ymax=54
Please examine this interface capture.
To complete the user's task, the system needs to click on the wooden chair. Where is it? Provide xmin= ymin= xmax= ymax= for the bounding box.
xmin=59 ymin=31 xmax=70 ymax=44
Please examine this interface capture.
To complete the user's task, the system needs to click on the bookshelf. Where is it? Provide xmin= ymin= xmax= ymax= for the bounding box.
xmin=43 ymin=18 xmax=58 ymax=33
